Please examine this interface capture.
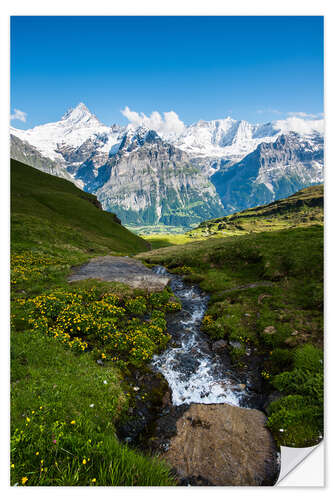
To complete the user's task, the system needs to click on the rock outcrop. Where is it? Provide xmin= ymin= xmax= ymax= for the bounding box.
xmin=67 ymin=256 xmax=169 ymax=291
xmin=158 ymin=403 xmax=280 ymax=486
xmin=212 ymin=132 xmax=323 ymax=213
xmin=91 ymin=128 xmax=224 ymax=227
xmin=10 ymin=134 xmax=78 ymax=185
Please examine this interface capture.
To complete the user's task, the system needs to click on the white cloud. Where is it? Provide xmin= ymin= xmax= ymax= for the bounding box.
xmin=274 ymin=116 xmax=324 ymax=135
xmin=10 ymin=109 xmax=27 ymax=123
xmin=287 ymin=111 xmax=323 ymax=119
xmin=121 ymin=106 xmax=185 ymax=139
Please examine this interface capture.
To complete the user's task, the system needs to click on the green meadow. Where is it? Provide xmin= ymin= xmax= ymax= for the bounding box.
xmin=10 ymin=160 xmax=176 ymax=486
xmin=138 ymin=186 xmax=324 ymax=448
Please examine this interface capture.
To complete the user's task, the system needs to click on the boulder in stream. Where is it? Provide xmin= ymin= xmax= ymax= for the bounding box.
xmin=159 ymin=403 xmax=280 ymax=486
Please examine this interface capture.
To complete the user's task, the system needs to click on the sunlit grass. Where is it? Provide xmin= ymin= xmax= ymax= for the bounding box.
xmin=10 ymin=160 xmax=176 ymax=486
xmin=138 ymin=224 xmax=323 ymax=447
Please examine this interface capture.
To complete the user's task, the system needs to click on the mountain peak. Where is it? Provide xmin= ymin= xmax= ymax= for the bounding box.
xmin=61 ymin=102 xmax=99 ymax=125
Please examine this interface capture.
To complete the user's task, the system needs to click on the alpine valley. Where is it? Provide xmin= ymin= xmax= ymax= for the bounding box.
xmin=10 ymin=103 xmax=324 ymax=232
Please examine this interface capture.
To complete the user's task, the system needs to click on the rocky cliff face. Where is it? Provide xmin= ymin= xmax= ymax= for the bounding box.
xmin=212 ymin=132 xmax=324 ymax=213
xmin=10 ymin=134 xmax=79 ymax=185
xmin=10 ymin=103 xmax=324 ymax=229
xmin=90 ymin=129 xmax=224 ymax=226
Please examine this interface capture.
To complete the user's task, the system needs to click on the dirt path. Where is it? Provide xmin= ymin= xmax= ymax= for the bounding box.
xmin=67 ymin=255 xmax=169 ymax=291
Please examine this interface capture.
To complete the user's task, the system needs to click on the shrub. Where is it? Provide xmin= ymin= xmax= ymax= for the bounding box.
xmin=125 ymin=297 xmax=147 ymax=316
xmin=267 ymin=395 xmax=323 ymax=447
xmin=148 ymin=289 xmax=171 ymax=309
xmin=269 ymin=348 xmax=293 ymax=373
xmin=267 ymin=343 xmax=323 ymax=447
xmin=201 ymin=315 xmax=225 ymax=339
xmin=293 ymin=344 xmax=323 ymax=372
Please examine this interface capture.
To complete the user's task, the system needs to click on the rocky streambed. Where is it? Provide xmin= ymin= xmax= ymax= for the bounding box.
xmin=145 ymin=266 xmax=280 ymax=486
xmin=151 ymin=265 xmax=260 ymax=407
xmin=68 ymin=257 xmax=280 ymax=485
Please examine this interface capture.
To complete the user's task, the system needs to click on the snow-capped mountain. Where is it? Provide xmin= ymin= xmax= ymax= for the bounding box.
xmin=212 ymin=132 xmax=324 ymax=213
xmin=11 ymin=103 xmax=123 ymax=163
xmin=171 ymin=116 xmax=324 ymax=161
xmin=90 ymin=127 xmax=224 ymax=227
xmin=10 ymin=103 xmax=324 ymax=229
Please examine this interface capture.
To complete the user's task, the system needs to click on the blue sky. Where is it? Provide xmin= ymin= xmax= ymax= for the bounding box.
xmin=10 ymin=16 xmax=323 ymax=129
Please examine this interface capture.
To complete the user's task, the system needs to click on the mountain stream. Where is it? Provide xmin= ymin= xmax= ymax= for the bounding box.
xmin=151 ymin=266 xmax=254 ymax=408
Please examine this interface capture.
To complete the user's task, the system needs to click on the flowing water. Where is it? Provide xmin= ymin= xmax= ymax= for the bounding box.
xmin=151 ymin=266 xmax=251 ymax=407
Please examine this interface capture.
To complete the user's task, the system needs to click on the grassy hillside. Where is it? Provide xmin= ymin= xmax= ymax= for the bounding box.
xmin=10 ymin=160 xmax=175 ymax=486
xmin=11 ymin=159 xmax=150 ymax=297
xmin=11 ymin=159 xmax=149 ymax=255
xmin=138 ymin=220 xmax=324 ymax=447
xmin=187 ymin=184 xmax=323 ymax=238
xmin=141 ymin=185 xmax=323 ymax=249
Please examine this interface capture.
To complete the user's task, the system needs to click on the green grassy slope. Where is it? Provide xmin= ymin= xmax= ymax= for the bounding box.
xmin=187 ymin=184 xmax=323 ymax=238
xmin=138 ymin=219 xmax=324 ymax=447
xmin=11 ymin=159 xmax=149 ymax=256
xmin=11 ymin=324 xmax=174 ymax=486
xmin=10 ymin=159 xmax=175 ymax=486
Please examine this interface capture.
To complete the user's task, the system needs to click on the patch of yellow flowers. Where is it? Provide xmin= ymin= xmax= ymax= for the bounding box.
xmin=11 ymin=252 xmax=68 ymax=286
xmin=14 ymin=286 xmax=175 ymax=365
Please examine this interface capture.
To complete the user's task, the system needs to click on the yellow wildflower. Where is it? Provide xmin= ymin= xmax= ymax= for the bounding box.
xmin=21 ymin=477 xmax=28 ymax=485
xmin=82 ymin=458 xmax=87 ymax=465
xmin=70 ymin=420 xmax=76 ymax=425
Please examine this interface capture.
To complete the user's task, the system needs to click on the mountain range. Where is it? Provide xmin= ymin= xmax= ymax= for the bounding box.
xmin=10 ymin=103 xmax=324 ymax=231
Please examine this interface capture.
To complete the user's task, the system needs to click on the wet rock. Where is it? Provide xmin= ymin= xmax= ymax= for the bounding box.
xmin=176 ymin=353 xmax=200 ymax=375
xmin=229 ymin=340 xmax=242 ymax=349
xmin=263 ymin=391 xmax=283 ymax=414
xmin=213 ymin=381 xmax=230 ymax=390
xmin=212 ymin=339 xmax=228 ymax=352
xmin=68 ymin=256 xmax=169 ymax=291
xmin=162 ymin=390 xmax=172 ymax=407
xmin=116 ymin=369 xmax=170 ymax=446
xmin=160 ymin=403 xmax=280 ymax=486
xmin=150 ymin=405 xmax=190 ymax=450
xmin=190 ymin=347 xmax=201 ymax=356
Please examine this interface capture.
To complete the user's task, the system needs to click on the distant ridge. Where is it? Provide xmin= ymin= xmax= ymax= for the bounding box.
xmin=10 ymin=103 xmax=324 ymax=231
